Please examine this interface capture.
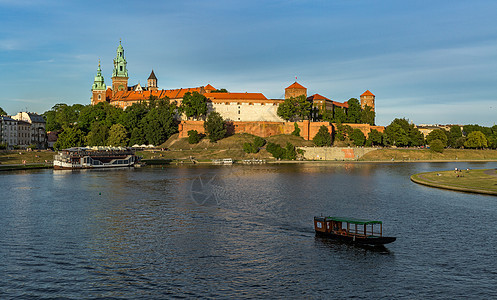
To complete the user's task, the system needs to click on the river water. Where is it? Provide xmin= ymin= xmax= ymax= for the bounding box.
xmin=1 ymin=162 xmax=497 ymax=299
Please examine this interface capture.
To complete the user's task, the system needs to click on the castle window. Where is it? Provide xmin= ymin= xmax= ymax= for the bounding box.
xmin=98 ymin=94 xmax=101 ymax=100
xmin=120 ymin=66 xmax=123 ymax=71
xmin=238 ymin=110 xmax=240 ymax=114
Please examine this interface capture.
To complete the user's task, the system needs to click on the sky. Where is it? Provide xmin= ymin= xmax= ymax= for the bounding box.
xmin=0 ymin=0 xmax=496 ymax=126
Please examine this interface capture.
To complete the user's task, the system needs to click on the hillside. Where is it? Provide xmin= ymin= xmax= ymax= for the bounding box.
xmin=150 ymin=133 xmax=314 ymax=161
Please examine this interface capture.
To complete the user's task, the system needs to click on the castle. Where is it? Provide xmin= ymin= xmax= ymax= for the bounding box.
xmin=91 ymin=42 xmax=379 ymax=139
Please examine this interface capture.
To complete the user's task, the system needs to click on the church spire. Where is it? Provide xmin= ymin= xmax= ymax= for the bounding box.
xmin=91 ymin=60 xmax=106 ymax=91
xmin=112 ymin=40 xmax=128 ymax=77
xmin=111 ymin=41 xmax=129 ymax=95
xmin=91 ymin=60 xmax=107 ymax=105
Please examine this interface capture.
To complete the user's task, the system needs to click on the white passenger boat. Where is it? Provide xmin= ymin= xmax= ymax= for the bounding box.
xmin=53 ymin=147 xmax=139 ymax=170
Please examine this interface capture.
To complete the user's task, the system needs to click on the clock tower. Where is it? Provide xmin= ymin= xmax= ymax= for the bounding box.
xmin=111 ymin=41 xmax=129 ymax=96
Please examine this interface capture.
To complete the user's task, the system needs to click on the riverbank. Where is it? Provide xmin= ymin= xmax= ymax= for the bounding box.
xmin=411 ymin=169 xmax=497 ymax=196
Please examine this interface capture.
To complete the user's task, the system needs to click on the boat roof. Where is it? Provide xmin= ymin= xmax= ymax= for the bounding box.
xmin=316 ymin=216 xmax=382 ymax=225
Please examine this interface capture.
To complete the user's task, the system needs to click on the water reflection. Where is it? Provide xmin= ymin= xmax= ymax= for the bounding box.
xmin=1 ymin=161 xmax=497 ymax=298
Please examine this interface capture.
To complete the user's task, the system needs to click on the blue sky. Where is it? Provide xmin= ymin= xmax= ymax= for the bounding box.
xmin=0 ymin=0 xmax=496 ymax=126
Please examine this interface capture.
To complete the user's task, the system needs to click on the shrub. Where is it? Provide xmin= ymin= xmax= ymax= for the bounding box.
xmin=350 ymin=129 xmax=366 ymax=146
xmin=243 ymin=142 xmax=257 ymax=153
xmin=187 ymin=130 xmax=202 ymax=144
xmin=253 ymin=136 xmax=266 ymax=149
xmin=0 ymin=143 xmax=7 ymax=150
xmin=313 ymin=125 xmax=332 ymax=147
xmin=266 ymin=142 xmax=296 ymax=160
xmin=429 ymin=139 xmax=444 ymax=153
xmin=291 ymin=122 xmax=301 ymax=136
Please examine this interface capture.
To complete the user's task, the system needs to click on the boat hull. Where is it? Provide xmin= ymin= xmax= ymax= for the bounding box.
xmin=315 ymin=231 xmax=396 ymax=246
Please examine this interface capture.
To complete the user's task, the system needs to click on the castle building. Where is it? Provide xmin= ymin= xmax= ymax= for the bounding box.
xmin=91 ymin=42 xmax=374 ymax=125
xmin=360 ymin=90 xmax=375 ymax=110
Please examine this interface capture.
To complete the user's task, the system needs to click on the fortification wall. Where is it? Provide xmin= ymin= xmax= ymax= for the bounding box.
xmin=179 ymin=120 xmax=384 ymax=140
xmin=298 ymin=147 xmax=378 ymax=160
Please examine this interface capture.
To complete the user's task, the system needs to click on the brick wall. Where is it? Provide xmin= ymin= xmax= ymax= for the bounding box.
xmin=179 ymin=120 xmax=385 ymax=140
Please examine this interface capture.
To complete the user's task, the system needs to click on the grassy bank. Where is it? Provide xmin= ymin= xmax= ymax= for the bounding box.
xmin=148 ymin=133 xmax=314 ymax=161
xmin=411 ymin=169 xmax=497 ymax=195
xmin=0 ymin=150 xmax=55 ymax=165
xmin=360 ymin=148 xmax=497 ymax=162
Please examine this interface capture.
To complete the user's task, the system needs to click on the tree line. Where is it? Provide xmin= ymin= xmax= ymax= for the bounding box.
xmin=311 ymin=118 xmax=497 ymax=150
xmin=277 ymin=96 xmax=375 ymax=125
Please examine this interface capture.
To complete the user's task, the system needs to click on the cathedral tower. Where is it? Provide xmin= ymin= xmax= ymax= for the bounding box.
xmin=91 ymin=61 xmax=107 ymax=105
xmin=147 ymin=70 xmax=158 ymax=91
xmin=111 ymin=41 xmax=129 ymax=96
xmin=360 ymin=90 xmax=375 ymax=111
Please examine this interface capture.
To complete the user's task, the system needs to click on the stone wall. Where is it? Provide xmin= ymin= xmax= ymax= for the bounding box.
xmin=179 ymin=120 xmax=385 ymax=140
xmin=298 ymin=147 xmax=378 ymax=160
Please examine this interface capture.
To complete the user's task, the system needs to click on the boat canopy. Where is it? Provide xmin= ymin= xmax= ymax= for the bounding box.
xmin=318 ymin=216 xmax=382 ymax=225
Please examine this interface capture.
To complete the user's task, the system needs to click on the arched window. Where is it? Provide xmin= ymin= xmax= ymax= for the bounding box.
xmin=98 ymin=94 xmax=101 ymax=100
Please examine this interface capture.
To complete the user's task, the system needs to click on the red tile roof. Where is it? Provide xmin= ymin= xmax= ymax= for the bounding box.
xmin=286 ymin=82 xmax=306 ymax=90
xmin=111 ymin=87 xmax=204 ymax=102
xmin=333 ymin=101 xmax=348 ymax=108
xmin=307 ymin=93 xmax=330 ymax=101
xmin=205 ymin=92 xmax=268 ymax=101
xmin=361 ymin=90 xmax=375 ymax=96
xmin=204 ymin=84 xmax=216 ymax=91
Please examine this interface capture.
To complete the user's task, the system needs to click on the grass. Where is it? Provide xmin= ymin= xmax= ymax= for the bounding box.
xmin=360 ymin=148 xmax=497 ymax=162
xmin=411 ymin=169 xmax=497 ymax=195
xmin=0 ymin=150 xmax=55 ymax=165
xmin=151 ymin=133 xmax=314 ymax=161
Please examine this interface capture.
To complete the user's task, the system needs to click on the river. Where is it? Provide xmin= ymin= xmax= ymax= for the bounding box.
xmin=1 ymin=162 xmax=496 ymax=298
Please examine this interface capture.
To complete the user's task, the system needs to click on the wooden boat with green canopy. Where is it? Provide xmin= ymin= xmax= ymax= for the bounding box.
xmin=314 ymin=216 xmax=396 ymax=246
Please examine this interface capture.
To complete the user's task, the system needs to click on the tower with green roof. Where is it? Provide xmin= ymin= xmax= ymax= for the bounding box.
xmin=111 ymin=41 xmax=129 ymax=95
xmin=91 ymin=61 xmax=107 ymax=105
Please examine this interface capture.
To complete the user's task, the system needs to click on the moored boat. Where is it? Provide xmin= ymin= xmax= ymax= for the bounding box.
xmin=314 ymin=216 xmax=396 ymax=246
xmin=53 ymin=147 xmax=139 ymax=170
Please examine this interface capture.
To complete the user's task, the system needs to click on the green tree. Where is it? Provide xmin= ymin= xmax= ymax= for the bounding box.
xmin=333 ymin=107 xmax=347 ymax=123
xmin=313 ymin=125 xmax=332 ymax=147
xmin=78 ymin=102 xmax=123 ymax=134
xmin=129 ymin=127 xmax=146 ymax=146
xmin=107 ymin=123 xmax=129 ymax=146
xmin=334 ymin=122 xmax=352 ymax=142
xmin=426 ymin=129 xmax=448 ymax=147
xmin=243 ymin=142 xmax=257 ymax=153
xmin=204 ymin=112 xmax=226 ymax=142
xmin=291 ymin=122 xmax=301 ymax=136
xmin=119 ymin=102 xmax=149 ymax=132
xmin=464 ymin=131 xmax=488 ymax=149
xmin=360 ymin=105 xmax=375 ymax=125
xmin=213 ymin=88 xmax=228 ymax=93
xmin=454 ymin=137 xmax=466 ymax=148
xmin=350 ymin=129 xmax=366 ymax=146
xmin=285 ymin=142 xmax=297 ymax=160
xmin=179 ymin=92 xmax=208 ymax=120
xmin=188 ymin=130 xmax=202 ymax=144
xmin=409 ymin=127 xmax=425 ymax=146
xmin=367 ymin=129 xmax=383 ymax=146
xmin=447 ymin=126 xmax=462 ymax=147
xmin=253 ymin=136 xmax=266 ymax=149
xmin=384 ymin=118 xmax=421 ymax=147
xmin=142 ymin=98 xmax=178 ymax=145
xmin=429 ymin=139 xmax=444 ymax=153
xmin=266 ymin=142 xmax=286 ymax=159
xmin=0 ymin=106 xmax=6 ymax=115
xmin=277 ymin=95 xmax=312 ymax=121
xmin=384 ymin=123 xmax=408 ymax=146
xmin=487 ymin=135 xmax=497 ymax=149
xmin=85 ymin=122 xmax=109 ymax=146
xmin=54 ymin=126 xmax=85 ymax=150
xmin=346 ymin=98 xmax=361 ymax=123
